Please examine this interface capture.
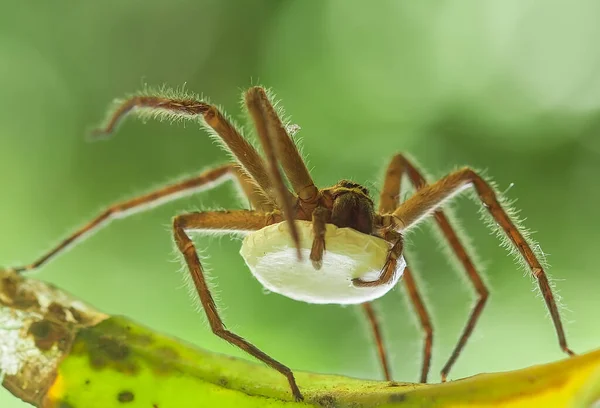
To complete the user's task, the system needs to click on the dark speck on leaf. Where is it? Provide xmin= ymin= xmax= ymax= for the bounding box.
xmin=117 ymin=391 xmax=135 ymax=403
xmin=316 ymin=394 xmax=337 ymax=407
xmin=98 ymin=336 xmax=130 ymax=360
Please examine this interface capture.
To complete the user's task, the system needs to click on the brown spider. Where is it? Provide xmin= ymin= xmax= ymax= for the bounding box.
xmin=6 ymin=86 xmax=573 ymax=402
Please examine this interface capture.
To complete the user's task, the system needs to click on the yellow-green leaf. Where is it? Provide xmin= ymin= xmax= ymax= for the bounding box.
xmin=1 ymin=270 xmax=599 ymax=408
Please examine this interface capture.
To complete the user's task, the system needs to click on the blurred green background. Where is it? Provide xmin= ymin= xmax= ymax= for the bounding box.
xmin=2 ymin=1 xmax=600 ymax=406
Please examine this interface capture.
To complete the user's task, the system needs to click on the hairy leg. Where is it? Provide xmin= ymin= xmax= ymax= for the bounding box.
xmin=382 ymin=155 xmax=488 ymax=380
xmin=93 ymin=94 xmax=275 ymax=207
xmin=402 ymin=266 xmax=433 ymax=383
xmin=391 ymin=166 xmax=573 ymax=379
xmin=359 ymin=262 xmax=431 ymax=383
xmin=245 ymin=88 xmax=302 ymax=258
xmin=361 ymin=302 xmax=391 ymax=381
xmin=359 ymin=156 xmax=435 ymax=383
xmin=7 ymin=164 xmax=265 ymax=274
xmin=172 ymin=210 xmax=302 ymax=401
xmin=381 ymin=154 xmax=487 ymax=381
xmin=352 ymin=230 xmax=403 ymax=287
xmin=230 ymin=165 xmax=276 ymax=212
xmin=245 ymin=87 xmax=319 ymax=206
xmin=309 ymin=207 xmax=330 ymax=269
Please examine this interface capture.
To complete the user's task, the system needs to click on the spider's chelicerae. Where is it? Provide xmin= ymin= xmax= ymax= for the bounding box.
xmin=7 ymin=86 xmax=574 ymax=401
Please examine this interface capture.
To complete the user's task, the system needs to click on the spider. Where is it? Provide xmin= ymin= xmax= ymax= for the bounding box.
xmin=5 ymin=86 xmax=574 ymax=402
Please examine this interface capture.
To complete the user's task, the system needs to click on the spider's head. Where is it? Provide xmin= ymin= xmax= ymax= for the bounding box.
xmin=327 ymin=180 xmax=375 ymax=234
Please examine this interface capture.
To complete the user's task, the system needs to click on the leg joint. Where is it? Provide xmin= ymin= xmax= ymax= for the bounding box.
xmin=478 ymin=287 xmax=490 ymax=300
xmin=212 ymin=326 xmax=228 ymax=338
xmin=172 ymin=215 xmax=185 ymax=231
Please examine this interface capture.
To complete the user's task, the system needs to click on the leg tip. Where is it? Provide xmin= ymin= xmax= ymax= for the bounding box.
xmin=291 ymin=386 xmax=304 ymax=402
xmin=86 ymin=128 xmax=113 ymax=142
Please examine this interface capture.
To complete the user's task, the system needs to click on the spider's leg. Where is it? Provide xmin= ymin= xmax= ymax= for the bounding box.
xmin=309 ymin=207 xmax=331 ymax=269
xmin=389 ymin=164 xmax=573 ymax=380
xmin=403 ymin=266 xmax=434 ymax=383
xmin=245 ymin=87 xmax=314 ymax=259
xmin=382 ymin=155 xmax=486 ymax=382
xmin=381 ymin=155 xmax=437 ymax=382
xmin=172 ymin=210 xmax=303 ymax=402
xmin=93 ymin=95 xmax=275 ymax=205
xmin=352 ymin=232 xmax=403 ymax=287
xmin=359 ymin=262 xmax=431 ymax=383
xmin=7 ymin=164 xmax=267 ymax=274
xmin=356 ymin=158 xmax=435 ymax=383
xmin=229 ymin=165 xmax=276 ymax=212
xmin=245 ymin=87 xmax=319 ymax=205
xmin=361 ymin=302 xmax=391 ymax=381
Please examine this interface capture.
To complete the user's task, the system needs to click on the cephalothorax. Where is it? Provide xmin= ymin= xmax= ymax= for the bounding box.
xmin=6 ymin=86 xmax=574 ymax=402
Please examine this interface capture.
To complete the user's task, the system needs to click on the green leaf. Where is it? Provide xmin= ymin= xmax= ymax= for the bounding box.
xmin=2 ymin=270 xmax=599 ymax=408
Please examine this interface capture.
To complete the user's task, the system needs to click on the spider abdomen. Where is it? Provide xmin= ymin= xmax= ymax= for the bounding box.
xmin=240 ymin=221 xmax=405 ymax=305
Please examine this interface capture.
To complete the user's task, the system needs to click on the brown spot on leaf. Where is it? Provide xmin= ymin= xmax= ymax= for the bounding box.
xmin=47 ymin=302 xmax=67 ymax=322
xmin=117 ymin=390 xmax=135 ymax=403
xmin=28 ymin=319 xmax=72 ymax=352
xmin=316 ymin=394 xmax=337 ymax=407
xmin=3 ymin=275 xmax=40 ymax=310
xmin=79 ymin=331 xmax=140 ymax=374
xmin=0 ymin=274 xmax=38 ymax=309
xmin=98 ymin=335 xmax=130 ymax=360
xmin=28 ymin=320 xmax=52 ymax=340
xmin=1 ymin=276 xmax=17 ymax=300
